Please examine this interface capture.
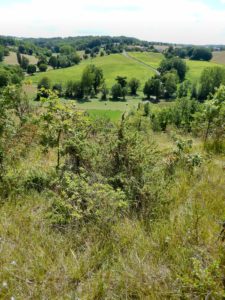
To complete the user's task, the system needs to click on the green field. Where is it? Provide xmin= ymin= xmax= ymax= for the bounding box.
xmin=88 ymin=109 xmax=123 ymax=121
xmin=185 ymin=59 xmax=221 ymax=81
xmin=68 ymin=97 xmax=174 ymax=122
xmin=127 ymin=52 xmax=224 ymax=82
xmin=128 ymin=51 xmax=164 ymax=68
xmin=31 ymin=54 xmax=155 ymax=88
xmin=128 ymin=52 xmax=222 ymax=82
xmin=72 ymin=97 xmax=140 ymax=110
xmin=30 ymin=52 xmax=225 ymax=91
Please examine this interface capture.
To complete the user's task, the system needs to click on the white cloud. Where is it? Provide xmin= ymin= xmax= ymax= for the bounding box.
xmin=0 ymin=0 xmax=225 ymax=44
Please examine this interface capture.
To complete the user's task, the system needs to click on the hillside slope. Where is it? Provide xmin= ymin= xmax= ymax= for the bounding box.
xmin=31 ymin=54 xmax=155 ymax=88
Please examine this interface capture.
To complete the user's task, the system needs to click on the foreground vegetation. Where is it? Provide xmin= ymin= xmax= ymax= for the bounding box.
xmin=0 ymin=78 xmax=224 ymax=298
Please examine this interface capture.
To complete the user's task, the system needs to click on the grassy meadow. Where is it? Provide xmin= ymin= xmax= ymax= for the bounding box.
xmin=70 ymin=98 xmax=173 ymax=121
xmin=128 ymin=51 xmax=223 ymax=82
xmin=185 ymin=59 xmax=221 ymax=81
xmin=128 ymin=51 xmax=164 ymax=68
xmin=29 ymin=52 xmax=225 ymax=96
xmin=31 ymin=54 xmax=155 ymax=88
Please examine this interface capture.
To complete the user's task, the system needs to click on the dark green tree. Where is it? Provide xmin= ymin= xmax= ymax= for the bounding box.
xmin=191 ymin=47 xmax=212 ymax=61
xmin=17 ymin=51 xmax=22 ymax=65
xmin=159 ymin=57 xmax=187 ymax=81
xmin=27 ymin=64 xmax=37 ymax=75
xmin=81 ymin=65 xmax=104 ymax=97
xmin=198 ymin=67 xmax=225 ymax=101
xmin=21 ymin=56 xmax=29 ymax=70
xmin=116 ymin=76 xmax=127 ymax=88
xmin=143 ymin=77 xmax=162 ymax=100
xmin=0 ymin=47 xmax=4 ymax=62
xmin=39 ymin=64 xmax=48 ymax=72
xmin=162 ymin=72 xmax=178 ymax=99
xmin=111 ymin=83 xmax=122 ymax=100
xmin=48 ymin=56 xmax=58 ymax=69
xmin=128 ymin=78 xmax=140 ymax=95
xmin=101 ymin=84 xmax=109 ymax=100
xmin=0 ymin=70 xmax=9 ymax=88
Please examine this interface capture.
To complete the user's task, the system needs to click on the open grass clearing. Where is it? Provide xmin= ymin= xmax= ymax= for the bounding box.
xmin=4 ymin=51 xmax=38 ymax=65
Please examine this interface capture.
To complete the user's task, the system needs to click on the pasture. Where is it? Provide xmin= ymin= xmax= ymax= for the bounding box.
xmin=128 ymin=52 xmax=222 ymax=82
xmin=30 ymin=52 xmax=225 ymax=92
xmin=31 ymin=54 xmax=155 ymax=88
xmin=128 ymin=51 xmax=163 ymax=69
xmin=185 ymin=59 xmax=221 ymax=81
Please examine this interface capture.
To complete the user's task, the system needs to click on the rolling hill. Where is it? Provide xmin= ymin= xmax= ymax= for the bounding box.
xmin=31 ymin=54 xmax=156 ymax=89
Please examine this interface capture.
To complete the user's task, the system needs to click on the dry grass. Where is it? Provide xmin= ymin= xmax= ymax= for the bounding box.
xmin=4 ymin=52 xmax=38 ymax=66
xmin=212 ymin=51 xmax=225 ymax=65
xmin=0 ymin=147 xmax=224 ymax=298
xmin=0 ymin=111 xmax=224 ymax=299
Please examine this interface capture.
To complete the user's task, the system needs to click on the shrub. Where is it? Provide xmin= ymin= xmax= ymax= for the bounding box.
xmin=52 ymin=83 xmax=63 ymax=96
xmin=101 ymin=84 xmax=109 ymax=100
xmin=27 ymin=64 xmax=37 ymax=75
xmin=48 ymin=172 xmax=127 ymax=227
xmin=38 ymin=77 xmax=51 ymax=89
xmin=20 ymin=56 xmax=29 ymax=70
xmin=39 ymin=63 xmax=48 ymax=72
xmin=111 ymin=83 xmax=122 ymax=100
xmin=0 ymin=70 xmax=9 ymax=88
xmin=129 ymin=78 xmax=140 ymax=95
xmin=24 ymin=170 xmax=50 ymax=192
xmin=65 ymin=80 xmax=84 ymax=99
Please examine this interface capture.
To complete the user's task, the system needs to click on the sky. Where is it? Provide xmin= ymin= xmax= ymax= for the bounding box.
xmin=0 ymin=0 xmax=225 ymax=44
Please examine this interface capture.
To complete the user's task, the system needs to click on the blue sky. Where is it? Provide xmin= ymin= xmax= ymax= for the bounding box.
xmin=0 ymin=0 xmax=225 ymax=44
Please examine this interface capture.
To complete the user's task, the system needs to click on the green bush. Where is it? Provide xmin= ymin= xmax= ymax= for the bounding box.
xmin=24 ymin=170 xmax=51 ymax=193
xmin=48 ymin=172 xmax=127 ymax=227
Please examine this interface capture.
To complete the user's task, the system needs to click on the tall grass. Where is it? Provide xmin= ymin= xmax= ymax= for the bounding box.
xmin=0 ymin=132 xmax=224 ymax=299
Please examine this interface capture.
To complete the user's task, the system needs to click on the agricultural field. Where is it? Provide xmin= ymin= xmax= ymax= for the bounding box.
xmin=212 ymin=51 xmax=225 ymax=65
xmin=30 ymin=53 xmax=155 ymax=88
xmin=4 ymin=51 xmax=38 ymax=65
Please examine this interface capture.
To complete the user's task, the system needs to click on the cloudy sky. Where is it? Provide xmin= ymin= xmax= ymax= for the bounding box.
xmin=0 ymin=0 xmax=225 ymax=44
